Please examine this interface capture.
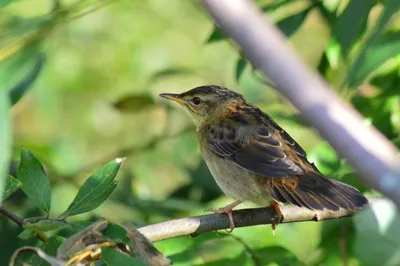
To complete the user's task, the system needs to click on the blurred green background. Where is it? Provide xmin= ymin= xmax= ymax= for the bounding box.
xmin=1 ymin=0 xmax=400 ymax=265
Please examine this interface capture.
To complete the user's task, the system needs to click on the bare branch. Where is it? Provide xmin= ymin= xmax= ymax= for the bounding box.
xmin=138 ymin=197 xmax=385 ymax=242
xmin=0 ymin=206 xmax=23 ymax=227
xmin=201 ymin=0 xmax=400 ymax=207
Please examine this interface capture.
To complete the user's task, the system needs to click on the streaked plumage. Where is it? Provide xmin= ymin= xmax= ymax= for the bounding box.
xmin=160 ymin=85 xmax=368 ymax=229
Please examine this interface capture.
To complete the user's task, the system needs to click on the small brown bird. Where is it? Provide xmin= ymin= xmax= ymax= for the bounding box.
xmin=160 ymin=85 xmax=368 ymax=232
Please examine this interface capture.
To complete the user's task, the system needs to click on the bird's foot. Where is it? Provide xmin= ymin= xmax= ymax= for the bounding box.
xmin=205 ymin=200 xmax=243 ymax=233
xmin=269 ymin=201 xmax=283 ymax=235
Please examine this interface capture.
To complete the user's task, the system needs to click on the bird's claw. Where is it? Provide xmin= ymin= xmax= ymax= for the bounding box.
xmin=205 ymin=207 xmax=236 ymax=232
xmin=269 ymin=201 xmax=283 ymax=235
xmin=205 ymin=200 xmax=243 ymax=233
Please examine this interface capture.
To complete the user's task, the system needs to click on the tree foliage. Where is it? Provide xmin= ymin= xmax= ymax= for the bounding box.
xmin=0 ymin=0 xmax=400 ymax=265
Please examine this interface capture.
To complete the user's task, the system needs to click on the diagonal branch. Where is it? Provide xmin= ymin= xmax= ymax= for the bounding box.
xmin=200 ymin=0 xmax=400 ymax=207
xmin=138 ymin=197 xmax=385 ymax=242
xmin=0 ymin=206 xmax=48 ymax=242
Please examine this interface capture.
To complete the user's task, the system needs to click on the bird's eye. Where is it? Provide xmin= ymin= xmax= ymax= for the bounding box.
xmin=192 ymin=97 xmax=201 ymax=105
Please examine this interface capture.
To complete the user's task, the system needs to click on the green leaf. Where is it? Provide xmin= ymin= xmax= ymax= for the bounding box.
xmin=0 ymin=90 xmax=12 ymax=201
xmin=206 ymin=0 xmax=295 ymax=43
xmin=346 ymin=0 xmax=400 ymax=87
xmin=9 ymin=53 xmax=45 ymax=105
xmin=260 ymin=0 xmax=292 ymax=13
xmin=102 ymin=247 xmax=146 ymax=266
xmin=206 ymin=27 xmax=225 ymax=43
xmin=17 ymin=148 xmax=51 ymax=214
xmin=0 ymin=0 xmax=12 ymax=8
xmin=31 ymin=236 xmax=65 ymax=266
xmin=59 ymin=158 xmax=123 ymax=218
xmin=308 ymin=142 xmax=341 ymax=177
xmin=150 ymin=67 xmax=194 ymax=81
xmin=102 ymin=223 xmax=131 ymax=246
xmin=325 ymin=39 xmax=341 ymax=69
xmin=18 ymin=229 xmax=35 ymax=240
xmin=333 ymin=0 xmax=375 ymax=56
xmin=370 ymin=67 xmax=400 ymax=92
xmin=348 ymin=31 xmax=400 ymax=87
xmin=23 ymin=218 xmax=68 ymax=232
xmin=276 ymin=6 xmax=314 ymax=37
xmin=318 ymin=219 xmax=357 ymax=265
xmin=354 ymin=200 xmax=400 ymax=266
xmin=0 ymin=41 xmax=42 ymax=90
xmin=3 ymin=175 xmax=22 ymax=200
xmin=113 ymin=94 xmax=154 ymax=113
xmin=235 ymin=57 xmax=247 ymax=82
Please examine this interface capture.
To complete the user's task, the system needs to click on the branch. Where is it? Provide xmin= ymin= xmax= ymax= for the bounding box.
xmin=0 ymin=206 xmax=48 ymax=242
xmin=138 ymin=197 xmax=385 ymax=242
xmin=0 ymin=206 xmax=23 ymax=227
xmin=201 ymin=0 xmax=400 ymax=207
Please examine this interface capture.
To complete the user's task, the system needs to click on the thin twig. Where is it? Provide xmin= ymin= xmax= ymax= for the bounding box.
xmin=0 ymin=206 xmax=23 ymax=226
xmin=201 ymin=0 xmax=400 ymax=207
xmin=0 ymin=206 xmax=48 ymax=242
xmin=138 ymin=197 xmax=385 ymax=243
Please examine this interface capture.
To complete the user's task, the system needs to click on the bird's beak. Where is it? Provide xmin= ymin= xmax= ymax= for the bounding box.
xmin=159 ymin=93 xmax=186 ymax=105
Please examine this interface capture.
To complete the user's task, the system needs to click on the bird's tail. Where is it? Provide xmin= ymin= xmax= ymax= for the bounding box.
xmin=267 ymin=171 xmax=368 ymax=211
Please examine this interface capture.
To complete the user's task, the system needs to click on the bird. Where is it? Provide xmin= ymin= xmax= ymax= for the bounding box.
xmin=159 ymin=85 xmax=368 ymax=232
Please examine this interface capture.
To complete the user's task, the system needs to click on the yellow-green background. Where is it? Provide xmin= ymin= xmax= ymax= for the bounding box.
xmin=1 ymin=0 xmax=400 ymax=265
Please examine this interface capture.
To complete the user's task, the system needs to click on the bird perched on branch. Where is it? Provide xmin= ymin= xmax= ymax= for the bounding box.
xmin=160 ymin=85 xmax=368 ymax=232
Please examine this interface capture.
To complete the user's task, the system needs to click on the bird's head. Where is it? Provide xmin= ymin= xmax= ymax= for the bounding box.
xmin=160 ymin=85 xmax=244 ymax=127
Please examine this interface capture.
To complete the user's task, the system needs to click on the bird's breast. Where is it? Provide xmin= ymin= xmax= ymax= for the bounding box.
xmin=198 ymin=131 xmax=271 ymax=204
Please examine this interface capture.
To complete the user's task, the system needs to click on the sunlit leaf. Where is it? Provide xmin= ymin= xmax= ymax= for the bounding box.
xmin=276 ymin=6 xmax=314 ymax=37
xmin=333 ymin=0 xmax=375 ymax=56
xmin=102 ymin=247 xmax=146 ymax=266
xmin=3 ymin=174 xmax=22 ymax=200
xmin=31 ymin=236 xmax=65 ymax=266
xmin=0 ymin=0 xmax=12 ymax=8
xmin=308 ymin=142 xmax=340 ymax=177
xmin=206 ymin=0 xmax=296 ymax=43
xmin=59 ymin=158 xmax=123 ymax=218
xmin=346 ymin=0 xmax=400 ymax=87
xmin=354 ymin=200 xmax=400 ymax=266
xmin=153 ymin=236 xmax=194 ymax=257
xmin=17 ymin=147 xmax=51 ymax=214
xmin=352 ymin=93 xmax=397 ymax=138
xmin=390 ymin=97 xmax=400 ymax=133
xmin=9 ymin=52 xmax=46 ymax=105
xmin=0 ymin=27 xmax=44 ymax=71
xmin=348 ymin=31 xmax=400 ymax=87
xmin=0 ymin=91 xmax=11 ymax=201
xmin=325 ymin=39 xmax=341 ymax=69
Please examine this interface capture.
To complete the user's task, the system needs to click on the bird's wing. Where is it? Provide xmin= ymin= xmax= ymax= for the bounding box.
xmin=205 ymin=106 xmax=306 ymax=178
